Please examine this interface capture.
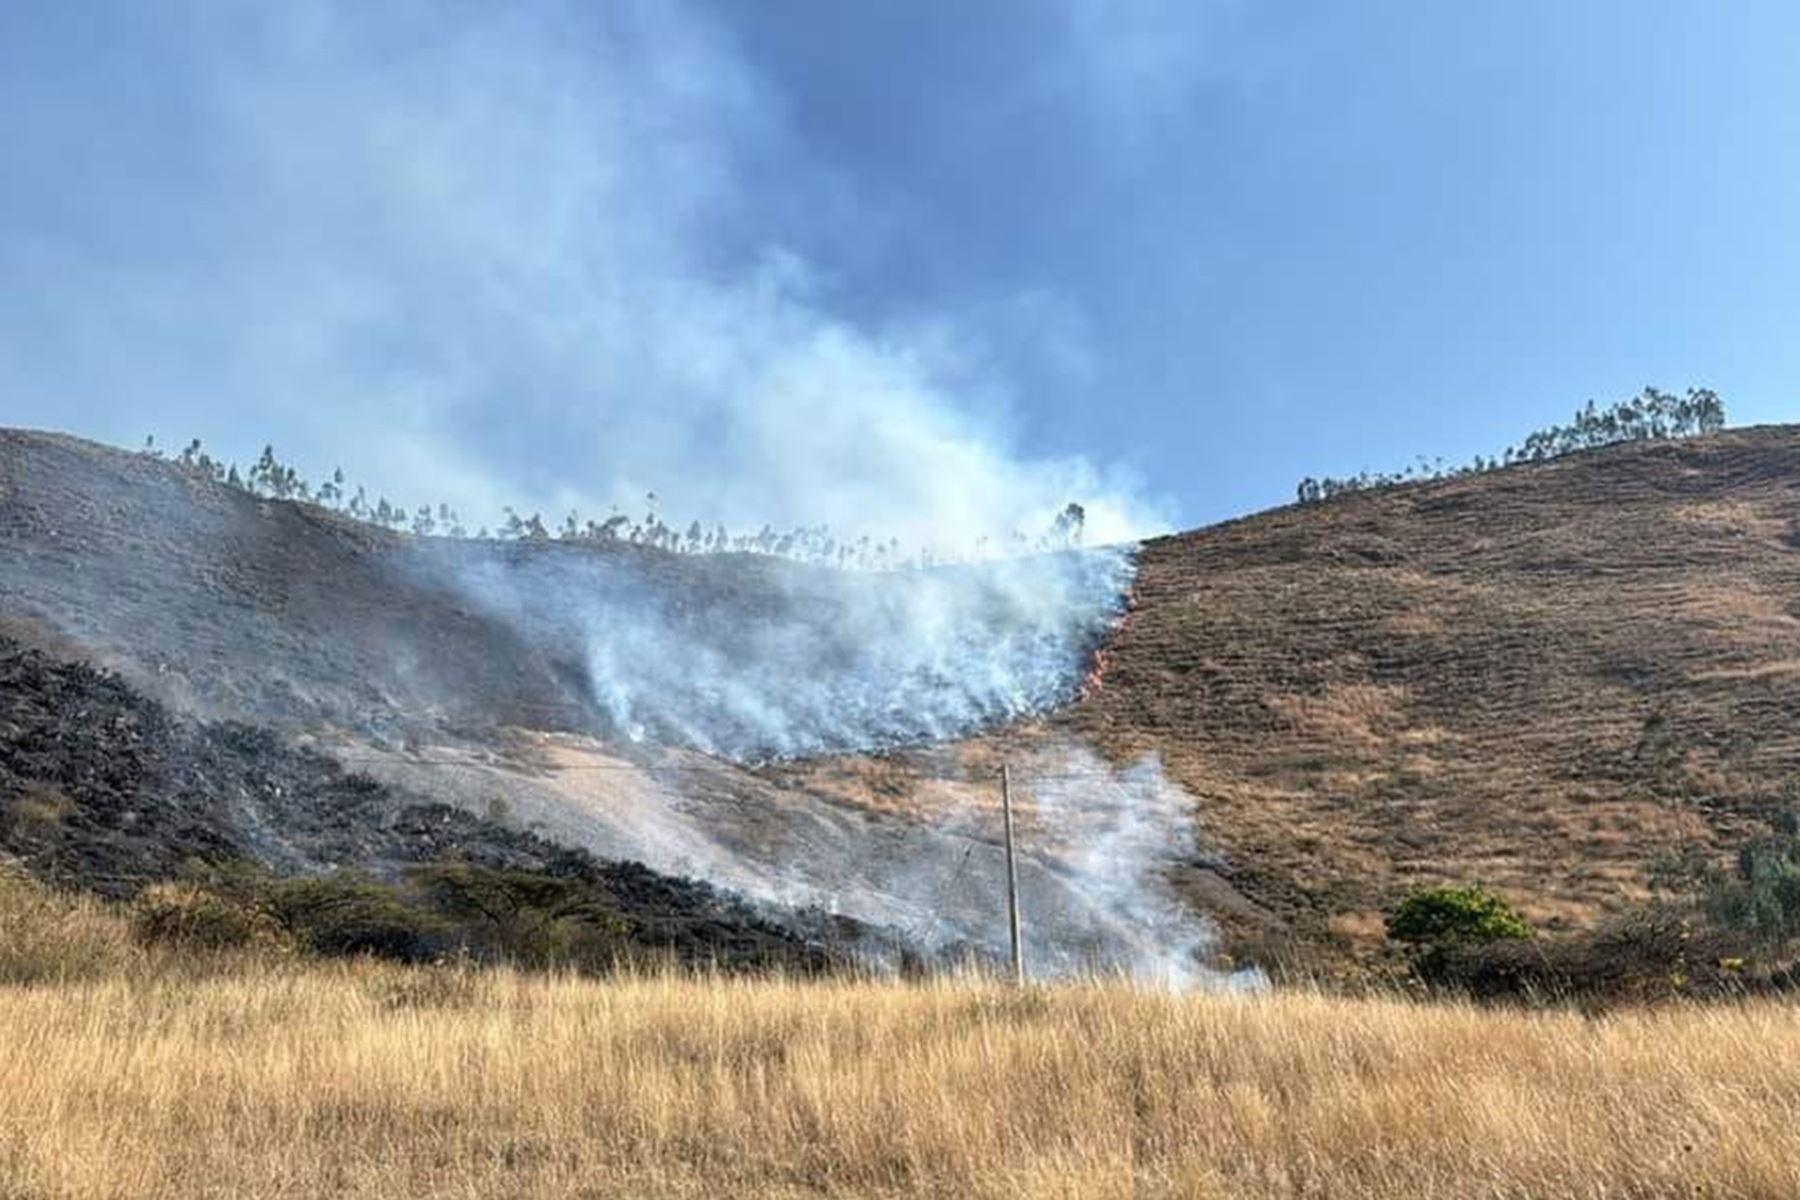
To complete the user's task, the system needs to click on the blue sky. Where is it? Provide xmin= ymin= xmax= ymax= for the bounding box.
xmin=2 ymin=2 xmax=1796 ymax=543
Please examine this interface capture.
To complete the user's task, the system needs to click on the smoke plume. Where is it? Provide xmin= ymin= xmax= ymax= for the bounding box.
xmin=1 ymin=1 xmax=1244 ymax=984
xmin=2 ymin=0 xmax=1168 ymax=554
xmin=828 ymin=745 xmax=1254 ymax=987
xmin=438 ymin=541 xmax=1135 ymax=759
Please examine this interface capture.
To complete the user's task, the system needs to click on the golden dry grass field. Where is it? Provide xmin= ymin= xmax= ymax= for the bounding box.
xmin=3 ymin=954 xmax=1798 ymax=1200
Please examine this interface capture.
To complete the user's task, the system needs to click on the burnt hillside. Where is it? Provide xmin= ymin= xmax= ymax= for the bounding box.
xmin=0 ymin=430 xmax=929 ymax=744
xmin=0 ymin=634 xmax=853 ymax=969
xmin=0 ymin=430 xmax=587 ymax=734
xmin=0 ymin=430 xmax=1120 ymax=759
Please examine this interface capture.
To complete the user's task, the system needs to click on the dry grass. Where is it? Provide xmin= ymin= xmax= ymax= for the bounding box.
xmin=0 ymin=866 xmax=143 ymax=985
xmin=0 ymin=956 xmax=1794 ymax=1199
xmin=0 ymin=871 xmax=1795 ymax=1197
xmin=4 ymin=784 xmax=75 ymax=830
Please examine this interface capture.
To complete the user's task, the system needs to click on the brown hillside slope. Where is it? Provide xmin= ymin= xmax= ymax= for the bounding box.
xmin=1060 ymin=426 xmax=1800 ymax=952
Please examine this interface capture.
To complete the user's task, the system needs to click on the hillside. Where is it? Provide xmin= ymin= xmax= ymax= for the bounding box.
xmin=0 ymin=634 xmax=858 ymax=970
xmin=1065 ymin=425 xmax=1800 ymax=953
xmin=5 ymin=425 xmax=1800 ymax=968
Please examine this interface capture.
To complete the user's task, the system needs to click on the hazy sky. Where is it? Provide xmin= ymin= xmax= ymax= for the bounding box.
xmin=3 ymin=2 xmax=1795 ymax=541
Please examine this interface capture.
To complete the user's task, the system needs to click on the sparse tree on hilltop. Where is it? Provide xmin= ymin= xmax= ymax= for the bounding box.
xmin=1050 ymin=502 xmax=1087 ymax=549
xmin=317 ymin=468 xmax=345 ymax=508
xmin=136 ymin=431 xmax=1084 ymax=566
xmin=1296 ymin=386 xmax=1729 ymax=504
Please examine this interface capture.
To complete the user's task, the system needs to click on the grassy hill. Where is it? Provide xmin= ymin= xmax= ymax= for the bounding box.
xmin=5 ymin=424 xmax=1800 ymax=969
xmin=1064 ymin=425 xmax=1800 ymax=955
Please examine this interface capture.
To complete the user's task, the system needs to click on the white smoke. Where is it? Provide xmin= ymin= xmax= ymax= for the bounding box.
xmin=354 ymin=733 xmax=1259 ymax=988
xmin=821 ymin=747 xmax=1243 ymax=984
xmin=1 ymin=0 xmax=1243 ymax=983
xmin=1 ymin=0 xmax=1169 ymax=553
xmin=394 ymin=527 xmax=1265 ymax=985
xmin=1016 ymin=749 xmax=1254 ymax=986
xmin=849 ymin=747 xmax=1263 ymax=989
xmin=439 ymin=541 xmax=1135 ymax=758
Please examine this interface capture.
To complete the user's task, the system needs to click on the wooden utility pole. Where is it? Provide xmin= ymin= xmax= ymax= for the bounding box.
xmin=1000 ymin=763 xmax=1024 ymax=984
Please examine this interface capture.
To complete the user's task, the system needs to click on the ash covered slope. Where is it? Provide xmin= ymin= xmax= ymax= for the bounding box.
xmin=0 ymin=634 xmax=849 ymax=969
xmin=0 ymin=429 xmax=1127 ymax=758
xmin=1064 ymin=426 xmax=1800 ymax=951
xmin=0 ymin=428 xmax=1151 ymax=974
xmin=0 ymin=430 xmax=570 ymax=735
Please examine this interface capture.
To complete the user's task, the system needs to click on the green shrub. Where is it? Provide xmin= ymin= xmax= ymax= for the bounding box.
xmin=404 ymin=864 xmax=636 ymax=972
xmin=1386 ymin=885 xmax=1532 ymax=984
xmin=2 ymin=855 xmax=659 ymax=979
xmin=264 ymin=873 xmax=452 ymax=962
xmin=1709 ymin=813 xmax=1800 ymax=955
xmin=136 ymin=860 xmax=650 ymax=972
xmin=1652 ymin=810 xmax=1800 ymax=958
xmin=1387 ymin=884 xmax=1533 ymax=947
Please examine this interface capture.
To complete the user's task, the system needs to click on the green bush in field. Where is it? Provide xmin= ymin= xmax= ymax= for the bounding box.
xmin=264 ymin=873 xmax=453 ymax=962
xmin=1712 ymin=830 xmax=1800 ymax=955
xmin=404 ymin=863 xmax=636 ymax=972
xmin=1386 ymin=885 xmax=1532 ymax=983
xmin=1651 ymin=810 xmax=1800 ymax=958
xmin=138 ymin=859 xmax=647 ymax=972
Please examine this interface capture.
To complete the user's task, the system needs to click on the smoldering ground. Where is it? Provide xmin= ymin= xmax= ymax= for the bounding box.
xmin=351 ymin=733 xmax=1255 ymax=987
xmin=368 ymin=532 xmax=1253 ymax=986
xmin=427 ymin=539 xmax=1136 ymax=760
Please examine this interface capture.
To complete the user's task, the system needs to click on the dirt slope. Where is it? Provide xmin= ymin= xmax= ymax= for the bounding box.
xmin=5 ymin=425 xmax=1800 ymax=964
